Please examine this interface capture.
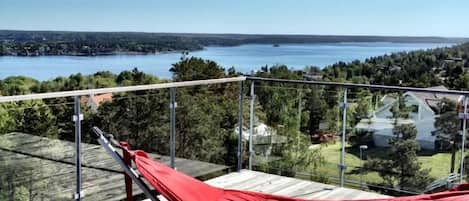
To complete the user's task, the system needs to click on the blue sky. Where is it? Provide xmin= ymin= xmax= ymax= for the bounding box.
xmin=1 ymin=0 xmax=468 ymax=37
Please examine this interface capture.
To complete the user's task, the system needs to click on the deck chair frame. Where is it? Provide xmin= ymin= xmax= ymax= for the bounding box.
xmin=93 ymin=127 xmax=160 ymax=201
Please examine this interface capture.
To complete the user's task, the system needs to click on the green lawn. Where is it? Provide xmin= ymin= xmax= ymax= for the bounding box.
xmin=316 ymin=142 xmax=467 ymax=184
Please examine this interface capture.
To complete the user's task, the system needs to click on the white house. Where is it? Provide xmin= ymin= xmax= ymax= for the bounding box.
xmin=235 ymin=122 xmax=287 ymax=156
xmin=355 ymin=86 xmax=462 ymax=150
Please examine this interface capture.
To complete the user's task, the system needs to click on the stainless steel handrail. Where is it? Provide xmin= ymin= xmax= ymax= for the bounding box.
xmin=247 ymin=76 xmax=469 ymax=96
xmin=0 ymin=76 xmax=246 ymax=103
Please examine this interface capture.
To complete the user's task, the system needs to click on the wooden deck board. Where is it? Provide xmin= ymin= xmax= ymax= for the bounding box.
xmin=0 ymin=132 xmax=228 ymax=201
xmin=206 ymin=170 xmax=392 ymax=200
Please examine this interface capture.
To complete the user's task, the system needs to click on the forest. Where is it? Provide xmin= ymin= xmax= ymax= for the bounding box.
xmin=1 ymin=30 xmax=468 ymax=56
xmin=1 ymin=41 xmax=469 ymax=199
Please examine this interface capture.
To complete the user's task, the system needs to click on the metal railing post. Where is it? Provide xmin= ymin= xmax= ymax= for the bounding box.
xmin=461 ymin=96 xmax=468 ymax=183
xmin=360 ymin=147 xmax=364 ymax=189
xmin=339 ymin=89 xmax=348 ymax=187
xmin=170 ymin=88 xmax=177 ymax=169
xmin=297 ymin=90 xmax=302 ymax=155
xmin=248 ymin=81 xmax=255 ymax=170
xmin=237 ymin=81 xmax=244 ymax=172
xmin=73 ymin=96 xmax=83 ymax=200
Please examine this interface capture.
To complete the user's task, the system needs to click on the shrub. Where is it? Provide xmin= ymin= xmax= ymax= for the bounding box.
xmin=348 ymin=129 xmax=375 ymax=148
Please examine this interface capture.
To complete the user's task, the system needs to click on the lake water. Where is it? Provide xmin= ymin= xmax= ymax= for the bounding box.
xmin=0 ymin=42 xmax=454 ymax=80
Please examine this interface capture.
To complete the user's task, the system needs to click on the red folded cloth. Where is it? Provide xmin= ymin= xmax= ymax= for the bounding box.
xmin=125 ymin=147 xmax=469 ymax=201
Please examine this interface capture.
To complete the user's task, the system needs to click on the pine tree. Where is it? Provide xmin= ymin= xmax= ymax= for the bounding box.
xmin=306 ymin=87 xmax=327 ymax=136
xmin=433 ymin=98 xmax=460 ymax=173
xmin=15 ymin=100 xmax=58 ymax=138
xmin=365 ymin=95 xmax=432 ymax=193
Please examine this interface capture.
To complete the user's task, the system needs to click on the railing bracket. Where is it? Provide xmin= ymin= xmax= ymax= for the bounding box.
xmin=73 ymin=191 xmax=84 ymax=200
xmin=340 ymin=102 xmax=348 ymax=108
xmin=72 ymin=114 xmax=84 ymax=122
xmin=337 ymin=164 xmax=347 ymax=170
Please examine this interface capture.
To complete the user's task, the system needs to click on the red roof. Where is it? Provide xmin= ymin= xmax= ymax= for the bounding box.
xmin=81 ymin=93 xmax=113 ymax=106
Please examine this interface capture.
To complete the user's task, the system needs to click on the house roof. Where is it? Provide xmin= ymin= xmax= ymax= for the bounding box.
xmin=81 ymin=93 xmax=113 ymax=106
xmin=93 ymin=93 xmax=113 ymax=106
xmin=408 ymin=86 xmax=462 ymax=109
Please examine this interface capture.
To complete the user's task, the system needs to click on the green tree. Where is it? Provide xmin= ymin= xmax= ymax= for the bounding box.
xmin=305 ymin=87 xmax=327 ymax=136
xmin=366 ymin=94 xmax=431 ymax=193
xmin=95 ymin=91 xmax=169 ymax=153
xmin=0 ymin=103 xmax=17 ymax=134
xmin=170 ymin=56 xmax=225 ymax=81
xmin=95 ymin=58 xmax=241 ymax=167
xmin=324 ymin=106 xmax=340 ymax=132
xmin=390 ymin=124 xmax=432 ymax=192
xmin=353 ymin=90 xmax=372 ymax=125
xmin=268 ymin=132 xmax=323 ymax=177
xmin=390 ymin=94 xmax=412 ymax=119
xmin=453 ymin=72 xmax=469 ymax=90
xmin=432 ymin=98 xmax=459 ymax=173
xmin=348 ymin=129 xmax=374 ymax=148
xmin=303 ymin=66 xmax=322 ymax=75
xmin=0 ymin=76 xmax=39 ymax=96
xmin=116 ymin=68 xmax=159 ymax=86
xmin=254 ymin=65 xmax=302 ymax=127
xmin=0 ymin=42 xmax=4 ymax=56
xmin=15 ymin=100 xmax=58 ymax=138
xmin=366 ymin=123 xmax=432 ymax=193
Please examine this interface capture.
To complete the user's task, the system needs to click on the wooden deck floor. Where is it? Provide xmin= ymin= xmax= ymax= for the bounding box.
xmin=206 ymin=170 xmax=392 ymax=200
xmin=148 ymin=170 xmax=391 ymax=201
xmin=0 ymin=133 xmax=228 ymax=201
xmin=1 ymin=133 xmax=391 ymax=200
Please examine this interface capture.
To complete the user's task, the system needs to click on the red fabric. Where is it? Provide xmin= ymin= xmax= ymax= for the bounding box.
xmin=120 ymin=142 xmax=134 ymax=201
xmin=124 ymin=147 xmax=469 ymax=201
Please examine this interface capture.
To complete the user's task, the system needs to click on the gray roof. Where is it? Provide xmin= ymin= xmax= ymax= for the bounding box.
xmin=409 ymin=86 xmax=462 ymax=109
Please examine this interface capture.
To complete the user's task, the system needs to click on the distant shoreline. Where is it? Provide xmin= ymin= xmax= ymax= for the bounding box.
xmin=0 ymin=42 xmax=457 ymax=57
xmin=0 ymin=42 xmax=453 ymax=81
xmin=1 ymin=30 xmax=466 ymax=57
xmin=1 ymin=50 xmax=189 ymax=57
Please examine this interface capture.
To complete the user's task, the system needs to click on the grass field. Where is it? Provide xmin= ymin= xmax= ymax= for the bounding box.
xmin=316 ymin=142 xmax=467 ymax=185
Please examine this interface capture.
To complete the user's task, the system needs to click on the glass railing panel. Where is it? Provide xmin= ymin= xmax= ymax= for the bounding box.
xmin=248 ymin=80 xmax=469 ymax=197
xmin=80 ymin=89 xmax=170 ymax=201
xmin=173 ymin=82 xmax=241 ymax=177
xmin=0 ymin=98 xmax=77 ymax=201
xmin=337 ymin=88 xmax=382 ymax=192
xmin=249 ymin=82 xmax=340 ymax=184
xmin=349 ymin=88 xmax=467 ymax=196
